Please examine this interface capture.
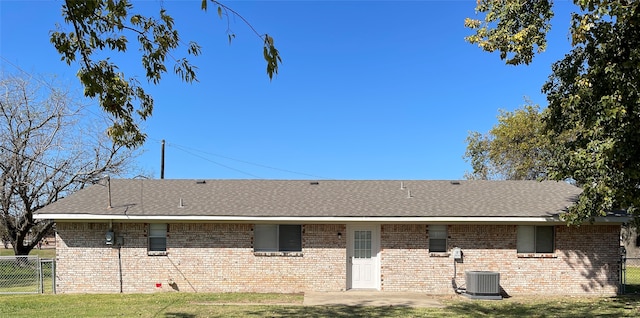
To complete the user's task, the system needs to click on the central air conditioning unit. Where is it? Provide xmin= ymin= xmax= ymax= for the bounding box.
xmin=465 ymin=271 xmax=502 ymax=300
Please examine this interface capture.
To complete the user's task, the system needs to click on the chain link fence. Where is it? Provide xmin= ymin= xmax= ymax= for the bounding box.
xmin=0 ymin=256 xmax=55 ymax=294
xmin=621 ymin=257 xmax=640 ymax=294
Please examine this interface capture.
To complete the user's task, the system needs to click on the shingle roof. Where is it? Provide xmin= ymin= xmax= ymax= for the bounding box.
xmin=35 ymin=179 xmax=583 ymax=219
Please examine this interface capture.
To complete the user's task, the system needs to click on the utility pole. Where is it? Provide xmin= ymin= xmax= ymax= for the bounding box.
xmin=160 ymin=139 xmax=165 ymax=179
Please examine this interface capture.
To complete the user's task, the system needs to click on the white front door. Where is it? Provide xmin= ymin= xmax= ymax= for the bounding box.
xmin=348 ymin=225 xmax=380 ymax=289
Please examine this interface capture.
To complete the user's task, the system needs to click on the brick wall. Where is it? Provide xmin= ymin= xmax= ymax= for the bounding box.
xmin=55 ymin=222 xmax=620 ymax=295
xmin=380 ymin=224 xmax=620 ymax=295
xmin=55 ymin=222 xmax=346 ymax=293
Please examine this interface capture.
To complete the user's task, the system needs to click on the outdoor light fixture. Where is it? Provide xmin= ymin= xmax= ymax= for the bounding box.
xmin=337 ymin=232 xmax=342 ymax=239
xmin=105 ymin=230 xmax=115 ymax=245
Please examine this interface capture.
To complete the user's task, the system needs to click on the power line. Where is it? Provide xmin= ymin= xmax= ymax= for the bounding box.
xmin=150 ymin=138 xmax=330 ymax=179
xmin=0 ymin=143 xmax=110 ymax=184
xmin=0 ymin=144 xmax=62 ymax=174
xmin=168 ymin=143 xmax=262 ymax=179
xmin=2 ymin=59 xmax=330 ymax=180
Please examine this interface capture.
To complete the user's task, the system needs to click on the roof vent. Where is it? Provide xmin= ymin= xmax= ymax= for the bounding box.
xmin=310 ymin=181 xmax=319 ymax=185
xmin=450 ymin=181 xmax=461 ymax=185
xmin=196 ymin=180 xmax=206 ymax=184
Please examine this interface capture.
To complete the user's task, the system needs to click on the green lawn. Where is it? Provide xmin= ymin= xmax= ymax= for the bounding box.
xmin=1 ymin=249 xmax=55 ymax=294
xmin=0 ymin=293 xmax=639 ymax=317
xmin=625 ymin=266 xmax=640 ymax=294
xmin=0 ymin=248 xmax=56 ymax=259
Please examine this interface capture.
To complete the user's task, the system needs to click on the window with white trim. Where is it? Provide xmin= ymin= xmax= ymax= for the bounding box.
xmin=517 ymin=225 xmax=554 ymax=253
xmin=254 ymin=224 xmax=302 ymax=252
xmin=429 ymin=225 xmax=447 ymax=253
xmin=148 ymin=223 xmax=167 ymax=252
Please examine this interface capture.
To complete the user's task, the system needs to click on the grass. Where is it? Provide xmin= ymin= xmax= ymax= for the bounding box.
xmin=625 ymin=266 xmax=640 ymax=294
xmin=0 ymin=248 xmax=55 ymax=294
xmin=0 ymin=248 xmax=56 ymax=259
xmin=0 ymin=252 xmax=637 ymax=314
xmin=0 ymin=293 xmax=640 ymax=317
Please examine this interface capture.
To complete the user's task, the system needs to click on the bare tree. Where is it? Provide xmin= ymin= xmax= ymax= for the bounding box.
xmin=0 ymin=72 xmax=135 ymax=255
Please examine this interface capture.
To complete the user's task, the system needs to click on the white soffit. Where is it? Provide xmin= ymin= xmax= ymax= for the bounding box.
xmin=34 ymin=214 xmax=628 ymax=224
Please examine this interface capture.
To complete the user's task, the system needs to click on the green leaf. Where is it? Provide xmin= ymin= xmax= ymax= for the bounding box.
xmin=52 ymin=0 xmax=281 ymax=148
xmin=465 ymin=0 xmax=554 ymax=65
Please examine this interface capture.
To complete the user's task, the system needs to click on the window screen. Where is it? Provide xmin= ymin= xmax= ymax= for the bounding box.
xmin=429 ymin=225 xmax=447 ymax=253
xmin=149 ymin=223 xmax=167 ymax=251
xmin=254 ymin=224 xmax=302 ymax=252
xmin=516 ymin=225 xmax=535 ymax=253
xmin=254 ymin=224 xmax=278 ymax=252
xmin=517 ymin=225 xmax=554 ymax=253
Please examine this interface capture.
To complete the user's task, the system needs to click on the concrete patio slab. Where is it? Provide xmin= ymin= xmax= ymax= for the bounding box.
xmin=303 ymin=291 xmax=446 ymax=308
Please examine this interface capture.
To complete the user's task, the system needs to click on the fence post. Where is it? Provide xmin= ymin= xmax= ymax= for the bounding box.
xmin=52 ymin=260 xmax=56 ymax=294
xmin=620 ymin=256 xmax=626 ymax=294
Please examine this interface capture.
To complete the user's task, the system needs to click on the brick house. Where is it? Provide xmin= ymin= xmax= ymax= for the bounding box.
xmin=34 ymin=179 xmax=627 ymax=295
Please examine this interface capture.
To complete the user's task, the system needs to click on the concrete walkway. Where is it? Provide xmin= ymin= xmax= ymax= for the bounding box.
xmin=303 ymin=291 xmax=446 ymax=308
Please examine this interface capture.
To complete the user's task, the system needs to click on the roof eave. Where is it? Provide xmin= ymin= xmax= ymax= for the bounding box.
xmin=34 ymin=214 xmax=629 ymax=225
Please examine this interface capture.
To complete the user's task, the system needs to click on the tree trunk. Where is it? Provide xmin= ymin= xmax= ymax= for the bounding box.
xmin=9 ymin=221 xmax=54 ymax=256
xmin=13 ymin=243 xmax=31 ymax=256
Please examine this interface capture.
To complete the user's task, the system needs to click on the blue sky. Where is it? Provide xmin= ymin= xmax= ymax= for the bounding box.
xmin=0 ymin=1 xmax=575 ymax=180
